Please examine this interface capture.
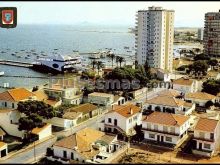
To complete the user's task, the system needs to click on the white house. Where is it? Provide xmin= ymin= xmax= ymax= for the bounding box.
xmin=0 ymin=109 xmax=24 ymax=138
xmin=192 ymin=118 xmax=220 ymax=157
xmin=31 ymin=123 xmax=52 ymax=141
xmin=49 ymin=127 xmax=121 ymax=163
xmin=185 ymin=92 xmax=217 ymax=107
xmin=112 ymin=95 xmax=126 ymax=106
xmin=142 ymin=111 xmax=191 ymax=148
xmin=156 ymin=68 xmax=171 ymax=82
xmin=143 ymin=94 xmax=195 ymax=115
xmin=44 ymin=85 xmax=82 ymax=105
xmin=88 ymin=92 xmax=114 ymax=106
xmin=0 ymin=142 xmax=8 ymax=158
xmin=0 ymin=88 xmax=36 ymax=109
xmin=99 ymin=103 xmax=142 ymax=137
xmin=172 ymin=77 xmax=198 ymax=94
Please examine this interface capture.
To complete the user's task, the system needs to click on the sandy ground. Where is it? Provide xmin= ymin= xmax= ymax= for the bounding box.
xmin=112 ymin=144 xmax=220 ymax=164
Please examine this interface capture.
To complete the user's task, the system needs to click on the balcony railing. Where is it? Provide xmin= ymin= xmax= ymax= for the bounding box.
xmin=193 ymin=136 xmax=215 ymax=143
xmin=142 ymin=127 xmax=179 ymax=136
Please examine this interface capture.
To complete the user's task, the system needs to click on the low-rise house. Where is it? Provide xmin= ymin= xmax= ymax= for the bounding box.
xmin=99 ymin=103 xmax=142 ymax=138
xmin=88 ymin=92 xmax=114 ymax=106
xmin=46 ymin=103 xmax=100 ymax=129
xmin=44 ymin=85 xmax=82 ymax=105
xmin=185 ymin=92 xmax=217 ymax=107
xmin=0 ymin=88 xmax=36 ymax=109
xmin=172 ymin=77 xmax=198 ymax=94
xmin=0 ymin=128 xmax=5 ymax=141
xmin=192 ymin=118 xmax=220 ymax=157
xmin=142 ymin=112 xmax=191 ymax=148
xmin=31 ymin=123 xmax=52 ymax=141
xmin=112 ymin=95 xmax=126 ymax=106
xmin=0 ymin=142 xmax=8 ymax=158
xmin=0 ymin=109 xmax=24 ymax=138
xmin=143 ymin=94 xmax=195 ymax=115
xmin=48 ymin=127 xmax=121 ymax=163
xmin=34 ymin=89 xmax=62 ymax=108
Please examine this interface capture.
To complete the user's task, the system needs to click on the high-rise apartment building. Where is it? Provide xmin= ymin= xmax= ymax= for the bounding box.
xmin=197 ymin=28 xmax=204 ymax=41
xmin=204 ymin=10 xmax=220 ymax=57
xmin=135 ymin=6 xmax=175 ymax=72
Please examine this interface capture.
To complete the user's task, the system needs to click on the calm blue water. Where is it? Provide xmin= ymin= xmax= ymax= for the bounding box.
xmin=0 ymin=24 xmax=135 ymax=91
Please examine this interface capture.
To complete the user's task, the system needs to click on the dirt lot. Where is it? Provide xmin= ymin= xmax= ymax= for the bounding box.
xmin=112 ymin=144 xmax=220 ymax=164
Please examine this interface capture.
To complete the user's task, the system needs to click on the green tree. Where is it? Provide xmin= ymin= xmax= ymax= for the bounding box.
xmin=115 ymin=56 xmax=120 ymax=67
xmin=91 ymin=60 xmax=97 ymax=70
xmin=17 ymin=100 xmax=56 ymax=140
xmin=188 ymin=60 xmax=208 ymax=77
xmin=194 ymin=54 xmax=210 ymax=61
xmin=96 ymin=61 xmax=104 ymax=76
xmin=208 ymin=59 xmax=218 ymax=67
xmin=205 ymin=100 xmax=214 ymax=108
xmin=107 ymin=53 xmax=115 ymax=68
xmin=202 ymin=79 xmax=220 ymax=95
xmin=155 ymin=106 xmax=161 ymax=112
xmin=118 ymin=56 xmax=125 ymax=68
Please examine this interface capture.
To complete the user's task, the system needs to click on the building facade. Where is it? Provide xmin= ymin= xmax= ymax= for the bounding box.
xmin=142 ymin=112 xmax=191 ymax=148
xmin=204 ymin=10 xmax=220 ymax=57
xmin=135 ymin=6 xmax=174 ymax=72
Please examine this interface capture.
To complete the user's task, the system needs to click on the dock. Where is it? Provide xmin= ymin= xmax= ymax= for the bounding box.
xmin=0 ymin=59 xmax=33 ymax=68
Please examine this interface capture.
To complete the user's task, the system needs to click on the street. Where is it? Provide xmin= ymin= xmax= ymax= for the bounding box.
xmin=0 ymin=136 xmax=57 ymax=164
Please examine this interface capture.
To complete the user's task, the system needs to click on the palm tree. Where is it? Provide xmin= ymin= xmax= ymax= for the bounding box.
xmin=115 ymin=56 xmax=120 ymax=67
xmin=107 ymin=53 xmax=115 ymax=68
xmin=118 ymin=56 xmax=125 ymax=68
xmin=96 ymin=61 xmax=104 ymax=76
xmin=91 ymin=60 xmax=97 ymax=70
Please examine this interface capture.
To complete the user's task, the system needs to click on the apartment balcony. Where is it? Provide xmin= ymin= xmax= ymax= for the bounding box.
xmin=142 ymin=127 xmax=180 ymax=136
xmin=193 ymin=136 xmax=215 ymax=143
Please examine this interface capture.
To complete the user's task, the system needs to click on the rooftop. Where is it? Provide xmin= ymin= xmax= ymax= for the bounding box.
xmin=0 ymin=88 xmax=35 ymax=102
xmin=88 ymin=92 xmax=114 ymax=98
xmin=158 ymin=89 xmax=181 ymax=97
xmin=172 ymin=77 xmax=194 ymax=86
xmin=195 ymin=118 xmax=219 ymax=132
xmin=54 ymin=127 xmax=106 ymax=159
xmin=185 ymin=92 xmax=216 ymax=100
xmin=108 ymin=103 xmax=141 ymax=118
xmin=31 ymin=123 xmax=51 ymax=135
xmin=143 ymin=111 xmax=190 ymax=126
xmin=63 ymin=111 xmax=82 ymax=120
xmin=145 ymin=96 xmax=187 ymax=107
xmin=0 ymin=142 xmax=7 ymax=148
xmin=67 ymin=103 xmax=98 ymax=115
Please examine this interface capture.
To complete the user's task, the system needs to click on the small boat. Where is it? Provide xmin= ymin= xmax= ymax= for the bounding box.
xmin=20 ymin=50 xmax=25 ymax=51
xmin=124 ymin=46 xmax=129 ymax=49
xmin=27 ymin=54 xmax=30 ymax=57
xmin=54 ymin=49 xmax=59 ymax=50
xmin=1 ymin=51 xmax=6 ymax=53
xmin=0 ymin=71 xmax=4 ymax=76
xmin=15 ymin=52 xmax=19 ymax=53
xmin=11 ymin=53 xmax=16 ymax=56
xmin=17 ymin=56 xmax=21 ymax=58
xmin=25 ymin=57 xmax=30 ymax=59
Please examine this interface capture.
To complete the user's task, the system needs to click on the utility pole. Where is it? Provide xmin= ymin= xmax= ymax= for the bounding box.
xmin=34 ymin=140 xmax=36 ymax=161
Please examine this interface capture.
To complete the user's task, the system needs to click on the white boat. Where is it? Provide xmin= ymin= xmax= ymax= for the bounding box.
xmin=32 ymin=52 xmax=82 ymax=73
xmin=0 ymin=71 xmax=4 ymax=76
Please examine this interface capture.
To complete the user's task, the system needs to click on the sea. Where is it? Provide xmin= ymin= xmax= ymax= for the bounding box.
xmin=0 ymin=24 xmax=200 ymax=92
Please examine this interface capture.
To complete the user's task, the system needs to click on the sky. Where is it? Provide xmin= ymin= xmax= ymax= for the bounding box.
xmin=1 ymin=1 xmax=220 ymax=27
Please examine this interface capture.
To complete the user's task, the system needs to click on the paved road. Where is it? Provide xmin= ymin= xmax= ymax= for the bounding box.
xmin=1 ymin=136 xmax=57 ymax=164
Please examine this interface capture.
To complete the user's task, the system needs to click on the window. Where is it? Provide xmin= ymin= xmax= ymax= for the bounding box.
xmin=149 ymin=133 xmax=155 ymax=139
xmin=166 ymin=136 xmax=172 ymax=142
xmin=4 ymin=102 xmax=7 ymax=107
xmin=210 ymin=133 xmax=214 ymax=140
xmin=12 ymin=103 xmax=14 ymax=108
xmin=147 ymin=123 xmax=151 ymax=129
xmin=63 ymin=151 xmax=67 ymax=158
xmin=204 ymin=143 xmax=211 ymax=149
xmin=154 ymin=124 xmax=158 ymax=131
xmin=163 ymin=126 xmax=168 ymax=132
xmin=199 ymin=132 xmax=205 ymax=139
xmin=170 ymin=127 xmax=175 ymax=133
xmin=71 ymin=152 xmax=74 ymax=160
xmin=108 ymin=118 xmax=111 ymax=123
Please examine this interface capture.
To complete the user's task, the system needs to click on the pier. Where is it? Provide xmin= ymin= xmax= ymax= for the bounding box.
xmin=0 ymin=59 xmax=33 ymax=68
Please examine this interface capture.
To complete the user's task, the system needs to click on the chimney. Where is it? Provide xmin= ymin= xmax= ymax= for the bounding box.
xmin=130 ymin=108 xmax=133 ymax=115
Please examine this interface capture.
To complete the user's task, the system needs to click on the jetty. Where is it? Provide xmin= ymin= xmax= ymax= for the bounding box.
xmin=0 ymin=59 xmax=33 ymax=68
